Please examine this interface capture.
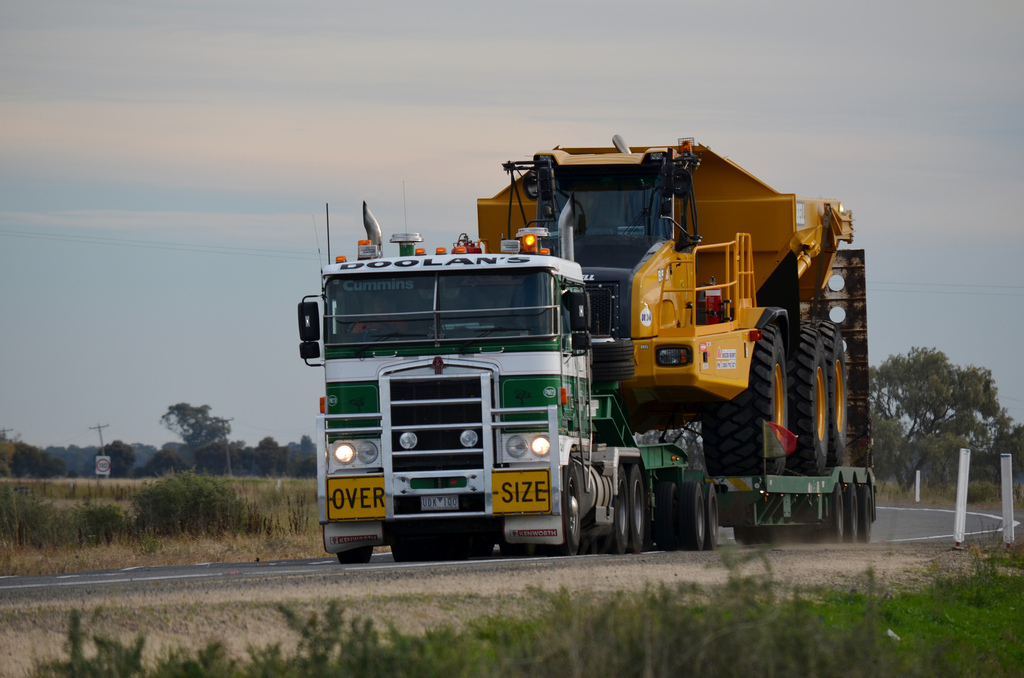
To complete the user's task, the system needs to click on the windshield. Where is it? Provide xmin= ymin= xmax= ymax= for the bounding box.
xmin=325 ymin=270 xmax=557 ymax=345
xmin=552 ymin=170 xmax=671 ymax=240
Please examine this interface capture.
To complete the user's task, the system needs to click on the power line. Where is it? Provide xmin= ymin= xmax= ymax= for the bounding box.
xmin=0 ymin=228 xmax=322 ymax=262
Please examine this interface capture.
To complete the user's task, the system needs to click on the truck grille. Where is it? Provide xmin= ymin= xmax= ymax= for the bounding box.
xmin=587 ymin=283 xmax=617 ymax=337
xmin=388 ymin=375 xmax=485 ymax=473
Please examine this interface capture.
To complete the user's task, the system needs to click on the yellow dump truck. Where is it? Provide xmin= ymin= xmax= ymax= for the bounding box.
xmin=478 ymin=137 xmax=869 ymax=480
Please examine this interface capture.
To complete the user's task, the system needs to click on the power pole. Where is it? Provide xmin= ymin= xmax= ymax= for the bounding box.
xmin=89 ymin=423 xmax=109 ymax=452
xmin=0 ymin=428 xmax=12 ymax=441
xmin=224 ymin=418 xmax=234 ymax=477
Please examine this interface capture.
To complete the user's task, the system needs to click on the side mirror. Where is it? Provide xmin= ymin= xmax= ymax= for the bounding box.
xmin=298 ymin=300 xmax=320 ymax=342
xmin=567 ymin=290 xmax=590 ymax=333
xmin=661 ymin=163 xmax=693 ymax=197
xmin=299 ymin=342 xmax=321 ymax=360
xmin=538 ymin=166 xmax=554 ymax=203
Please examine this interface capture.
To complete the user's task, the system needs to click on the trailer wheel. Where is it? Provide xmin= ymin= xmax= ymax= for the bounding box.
xmin=819 ymin=322 xmax=848 ymax=467
xmin=678 ymin=481 xmax=705 ymax=551
xmin=824 ymin=483 xmax=845 ymax=543
xmin=551 ymin=462 xmax=582 ymax=556
xmin=703 ymin=483 xmax=719 ymax=551
xmin=702 ymin=324 xmax=788 ymax=476
xmin=336 ymin=546 xmax=373 ymax=565
xmin=626 ymin=464 xmax=648 ymax=553
xmin=842 ymin=483 xmax=859 ymax=543
xmin=856 ymin=484 xmax=873 ymax=543
xmin=653 ymin=482 xmax=680 ymax=551
xmin=786 ymin=325 xmax=829 ymax=476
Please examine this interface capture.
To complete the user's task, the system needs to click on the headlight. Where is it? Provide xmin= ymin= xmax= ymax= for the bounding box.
xmin=506 ymin=435 xmax=528 ymax=458
xmin=399 ymin=432 xmax=418 ymax=450
xmin=332 ymin=442 xmax=355 ymax=464
xmin=460 ymin=429 xmax=479 ymax=448
xmin=531 ymin=436 xmax=550 ymax=456
xmin=656 ymin=347 xmax=692 ymax=366
xmin=356 ymin=440 xmax=379 ymax=464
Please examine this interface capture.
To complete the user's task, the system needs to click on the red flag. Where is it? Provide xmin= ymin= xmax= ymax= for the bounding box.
xmin=767 ymin=421 xmax=798 ymax=456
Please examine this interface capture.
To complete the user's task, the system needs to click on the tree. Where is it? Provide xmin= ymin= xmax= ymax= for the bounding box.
xmin=140 ymin=448 xmax=189 ymax=477
xmin=160 ymin=403 xmax=231 ymax=453
xmin=0 ymin=439 xmax=12 ymax=477
xmin=871 ymin=347 xmax=1016 ymax=487
xmin=11 ymin=442 xmax=65 ymax=478
xmin=101 ymin=440 xmax=136 ymax=478
xmin=252 ymin=437 xmax=288 ymax=476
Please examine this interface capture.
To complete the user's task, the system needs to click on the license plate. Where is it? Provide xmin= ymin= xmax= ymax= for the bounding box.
xmin=421 ymin=495 xmax=459 ymax=511
xmin=325 ymin=475 xmax=386 ymax=521
xmin=492 ymin=469 xmax=551 ymax=515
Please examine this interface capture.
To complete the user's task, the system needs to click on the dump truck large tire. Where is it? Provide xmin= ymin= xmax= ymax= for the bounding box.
xmin=819 ymin=322 xmax=849 ymax=467
xmin=786 ymin=325 xmax=829 ymax=476
xmin=701 ymin=325 xmax=788 ymax=476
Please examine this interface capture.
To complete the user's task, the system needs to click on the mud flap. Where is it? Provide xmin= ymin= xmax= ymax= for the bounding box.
xmin=504 ymin=514 xmax=564 ymax=544
xmin=323 ymin=521 xmax=384 ymax=554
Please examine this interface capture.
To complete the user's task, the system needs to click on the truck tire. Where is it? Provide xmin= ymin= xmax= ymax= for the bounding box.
xmin=703 ymin=483 xmax=719 ymax=551
xmin=598 ymin=463 xmax=629 ymax=555
xmin=856 ymin=484 xmax=873 ymax=543
xmin=626 ymin=464 xmax=648 ymax=553
xmin=823 ymin=483 xmax=844 ymax=543
xmin=336 ymin=546 xmax=373 ymax=564
xmin=677 ymin=481 xmax=705 ymax=551
xmin=843 ymin=482 xmax=859 ymax=543
xmin=819 ymin=322 xmax=848 ymax=467
xmin=551 ymin=462 xmax=582 ymax=557
xmin=653 ymin=481 xmax=680 ymax=551
xmin=701 ymin=324 xmax=788 ymax=476
xmin=592 ymin=339 xmax=634 ymax=363
xmin=785 ymin=325 xmax=829 ymax=476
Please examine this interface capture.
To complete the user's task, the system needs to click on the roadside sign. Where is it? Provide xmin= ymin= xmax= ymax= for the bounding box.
xmin=95 ymin=455 xmax=111 ymax=477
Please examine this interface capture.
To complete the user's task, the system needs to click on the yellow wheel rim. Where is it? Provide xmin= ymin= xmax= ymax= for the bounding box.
xmin=773 ymin=363 xmax=785 ymax=424
xmin=834 ymin=360 xmax=845 ymax=432
xmin=815 ymin=366 xmax=826 ymax=441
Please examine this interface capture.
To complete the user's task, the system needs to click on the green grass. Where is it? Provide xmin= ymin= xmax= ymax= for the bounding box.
xmin=33 ymin=546 xmax=1024 ymax=677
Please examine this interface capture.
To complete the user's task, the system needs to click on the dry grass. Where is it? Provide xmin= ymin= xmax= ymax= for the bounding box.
xmin=0 ymin=477 xmax=323 ymax=576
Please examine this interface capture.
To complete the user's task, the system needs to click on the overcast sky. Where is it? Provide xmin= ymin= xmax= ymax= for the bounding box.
xmin=2 ymin=1 xmax=1022 ymax=450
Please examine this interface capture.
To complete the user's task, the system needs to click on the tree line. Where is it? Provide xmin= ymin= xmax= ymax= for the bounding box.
xmin=0 ymin=402 xmax=316 ymax=479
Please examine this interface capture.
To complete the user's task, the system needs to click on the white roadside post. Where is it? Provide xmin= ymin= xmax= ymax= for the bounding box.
xmin=953 ymin=448 xmax=971 ymax=548
xmin=915 ymin=470 xmax=921 ymax=503
xmin=1001 ymin=454 xmax=1015 ymax=548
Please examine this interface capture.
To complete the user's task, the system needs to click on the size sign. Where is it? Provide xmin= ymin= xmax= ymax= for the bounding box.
xmin=95 ymin=455 xmax=111 ymax=476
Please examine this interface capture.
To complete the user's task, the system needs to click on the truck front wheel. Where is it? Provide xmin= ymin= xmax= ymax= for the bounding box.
xmin=551 ymin=462 xmax=582 ymax=556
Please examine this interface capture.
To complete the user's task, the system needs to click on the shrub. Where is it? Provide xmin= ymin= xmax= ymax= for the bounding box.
xmin=75 ymin=501 xmax=130 ymax=545
xmin=132 ymin=472 xmax=245 ymax=536
xmin=967 ymin=480 xmax=1000 ymax=504
xmin=0 ymin=485 xmax=74 ymax=547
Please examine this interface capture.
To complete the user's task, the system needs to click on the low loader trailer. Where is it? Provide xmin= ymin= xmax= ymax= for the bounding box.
xmin=297 ymin=137 xmax=874 ymax=563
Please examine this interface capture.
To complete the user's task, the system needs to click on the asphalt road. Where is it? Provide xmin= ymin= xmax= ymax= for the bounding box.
xmin=0 ymin=503 xmax=1014 ymax=596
